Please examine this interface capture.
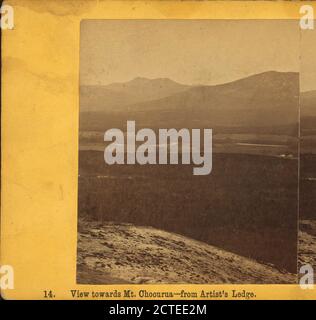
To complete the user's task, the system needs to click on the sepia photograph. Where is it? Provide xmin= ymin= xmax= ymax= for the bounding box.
xmin=2 ymin=0 xmax=316 ymax=305
xmin=76 ymin=20 xmax=300 ymax=284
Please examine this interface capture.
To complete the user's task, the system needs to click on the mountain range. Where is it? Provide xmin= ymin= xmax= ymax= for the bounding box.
xmin=80 ymin=71 xmax=300 ymax=135
xmin=80 ymin=77 xmax=190 ymax=112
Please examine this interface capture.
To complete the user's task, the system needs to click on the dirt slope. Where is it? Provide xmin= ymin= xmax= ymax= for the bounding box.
xmin=77 ymin=219 xmax=295 ymax=284
xmin=299 ymin=220 xmax=316 ymax=268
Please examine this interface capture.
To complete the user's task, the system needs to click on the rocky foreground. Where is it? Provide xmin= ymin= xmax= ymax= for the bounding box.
xmin=77 ymin=219 xmax=296 ymax=284
xmin=299 ymin=220 xmax=316 ymax=269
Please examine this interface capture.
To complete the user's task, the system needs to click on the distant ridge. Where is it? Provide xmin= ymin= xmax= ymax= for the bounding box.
xmin=123 ymin=71 xmax=299 ymax=127
xmin=80 ymin=71 xmax=299 ymax=134
xmin=80 ymin=77 xmax=190 ymax=112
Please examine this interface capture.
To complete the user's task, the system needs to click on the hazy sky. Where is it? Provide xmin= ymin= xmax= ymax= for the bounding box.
xmin=80 ymin=20 xmax=300 ymax=86
xmin=301 ymin=28 xmax=316 ymax=92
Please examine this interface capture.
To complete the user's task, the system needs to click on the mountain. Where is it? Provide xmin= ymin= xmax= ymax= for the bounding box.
xmin=80 ymin=71 xmax=299 ymax=134
xmin=125 ymin=71 xmax=299 ymax=128
xmin=105 ymin=77 xmax=191 ymax=101
xmin=80 ymin=77 xmax=191 ymax=112
xmin=77 ymin=219 xmax=295 ymax=284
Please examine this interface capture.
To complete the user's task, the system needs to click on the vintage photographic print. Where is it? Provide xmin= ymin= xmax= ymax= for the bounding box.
xmin=77 ymin=20 xmax=300 ymax=285
xmin=299 ymin=27 xmax=316 ymax=272
xmin=2 ymin=0 xmax=316 ymax=304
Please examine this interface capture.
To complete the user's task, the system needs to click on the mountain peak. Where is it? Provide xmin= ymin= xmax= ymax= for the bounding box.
xmin=129 ymin=76 xmax=150 ymax=83
xmin=127 ymin=76 xmax=182 ymax=86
